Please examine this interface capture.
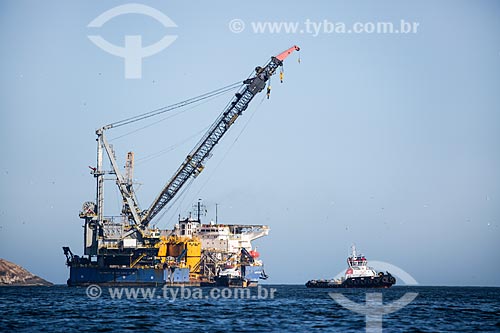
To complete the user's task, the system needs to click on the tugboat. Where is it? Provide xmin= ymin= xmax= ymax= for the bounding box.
xmin=306 ymin=245 xmax=396 ymax=288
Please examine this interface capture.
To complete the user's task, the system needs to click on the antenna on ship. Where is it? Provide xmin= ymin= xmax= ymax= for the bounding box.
xmin=197 ymin=199 xmax=201 ymax=223
xmin=193 ymin=199 xmax=207 ymax=223
xmin=215 ymin=203 xmax=218 ymax=224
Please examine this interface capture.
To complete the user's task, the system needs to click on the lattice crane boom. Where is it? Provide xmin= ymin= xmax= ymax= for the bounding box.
xmin=141 ymin=45 xmax=300 ymax=226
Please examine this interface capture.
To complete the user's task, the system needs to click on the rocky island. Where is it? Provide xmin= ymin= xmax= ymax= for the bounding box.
xmin=0 ymin=258 xmax=52 ymax=286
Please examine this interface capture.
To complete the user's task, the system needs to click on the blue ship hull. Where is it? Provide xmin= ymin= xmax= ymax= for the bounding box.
xmin=67 ymin=266 xmax=190 ymax=286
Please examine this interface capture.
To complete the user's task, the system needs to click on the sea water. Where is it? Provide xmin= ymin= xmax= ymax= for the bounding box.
xmin=0 ymin=285 xmax=499 ymax=332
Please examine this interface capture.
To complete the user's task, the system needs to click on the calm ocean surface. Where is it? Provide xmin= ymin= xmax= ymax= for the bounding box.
xmin=0 ymin=285 xmax=499 ymax=332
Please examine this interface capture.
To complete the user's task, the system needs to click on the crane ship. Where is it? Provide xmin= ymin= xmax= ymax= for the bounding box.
xmin=62 ymin=46 xmax=300 ymax=287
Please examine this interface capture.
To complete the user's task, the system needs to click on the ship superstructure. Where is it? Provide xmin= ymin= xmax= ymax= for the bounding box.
xmin=63 ymin=46 xmax=300 ymax=286
xmin=344 ymin=245 xmax=377 ymax=279
xmin=170 ymin=212 xmax=270 ymax=286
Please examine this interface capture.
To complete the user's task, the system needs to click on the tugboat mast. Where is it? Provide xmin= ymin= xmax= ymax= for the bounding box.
xmin=351 ymin=244 xmax=357 ymax=258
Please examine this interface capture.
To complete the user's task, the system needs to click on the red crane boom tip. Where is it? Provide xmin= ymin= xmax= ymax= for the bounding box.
xmin=275 ymin=45 xmax=300 ymax=61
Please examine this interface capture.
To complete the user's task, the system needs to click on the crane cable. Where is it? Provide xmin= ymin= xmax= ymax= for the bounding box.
xmin=109 ymin=89 xmax=234 ymax=142
xmin=153 ymin=176 xmax=196 ymax=228
xmin=180 ymin=93 xmax=267 ymax=215
xmin=106 ymin=81 xmax=243 ymax=129
xmin=135 ymin=125 xmax=211 ymax=165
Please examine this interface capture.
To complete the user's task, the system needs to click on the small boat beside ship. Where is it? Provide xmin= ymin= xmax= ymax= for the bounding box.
xmin=213 ymin=249 xmax=268 ymax=288
xmin=306 ymin=245 xmax=396 ymax=288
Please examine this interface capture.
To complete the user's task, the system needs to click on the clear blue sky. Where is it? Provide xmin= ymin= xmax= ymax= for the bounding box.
xmin=1 ymin=0 xmax=499 ymax=286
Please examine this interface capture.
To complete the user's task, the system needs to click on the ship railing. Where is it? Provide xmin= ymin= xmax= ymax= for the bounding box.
xmin=102 ymin=216 xmax=124 ymax=224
